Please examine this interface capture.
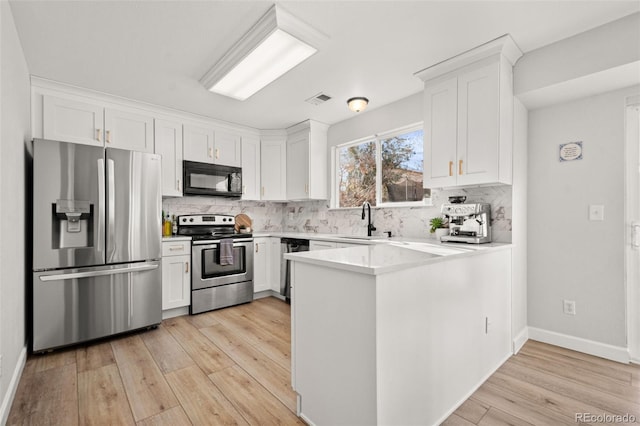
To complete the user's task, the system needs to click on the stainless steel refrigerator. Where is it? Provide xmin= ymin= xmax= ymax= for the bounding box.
xmin=32 ymin=139 xmax=162 ymax=352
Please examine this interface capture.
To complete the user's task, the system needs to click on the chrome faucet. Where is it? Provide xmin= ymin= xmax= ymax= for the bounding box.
xmin=361 ymin=201 xmax=376 ymax=237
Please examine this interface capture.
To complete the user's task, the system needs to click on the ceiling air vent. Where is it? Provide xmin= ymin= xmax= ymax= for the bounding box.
xmin=305 ymin=92 xmax=332 ymax=106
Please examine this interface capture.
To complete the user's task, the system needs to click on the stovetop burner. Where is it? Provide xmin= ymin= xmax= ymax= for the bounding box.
xmin=176 ymin=214 xmax=253 ymax=242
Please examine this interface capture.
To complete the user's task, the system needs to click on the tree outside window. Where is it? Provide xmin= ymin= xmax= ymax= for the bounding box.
xmin=336 ymin=126 xmax=427 ymax=208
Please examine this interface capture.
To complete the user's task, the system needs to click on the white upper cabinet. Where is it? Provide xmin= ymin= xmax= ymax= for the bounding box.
xmin=155 ymin=118 xmax=183 ymax=197
xmin=261 ymin=133 xmax=287 ymax=201
xmin=241 ymin=135 xmax=261 ymax=200
xmin=183 ymin=124 xmax=241 ymax=167
xmin=286 ymin=120 xmax=329 ymax=200
xmin=423 ymin=77 xmax=458 ymax=188
xmin=43 ymin=94 xmax=154 ymax=152
xmin=183 ymin=124 xmax=215 ymax=163
xmin=43 ymin=95 xmax=104 ymax=147
xmin=104 ymin=107 xmax=154 ymax=153
xmin=416 ymin=35 xmax=522 ymax=189
xmin=214 ymin=129 xmax=242 ymax=167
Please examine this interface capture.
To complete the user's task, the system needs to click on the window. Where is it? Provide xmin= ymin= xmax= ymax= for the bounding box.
xmin=335 ymin=125 xmax=428 ymax=208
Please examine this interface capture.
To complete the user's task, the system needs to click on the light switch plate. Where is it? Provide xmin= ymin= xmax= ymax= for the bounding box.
xmin=589 ymin=205 xmax=604 ymax=221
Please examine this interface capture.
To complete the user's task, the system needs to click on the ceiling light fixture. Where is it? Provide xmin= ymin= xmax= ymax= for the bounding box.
xmin=347 ymin=97 xmax=369 ymax=112
xmin=200 ymin=4 xmax=328 ymax=101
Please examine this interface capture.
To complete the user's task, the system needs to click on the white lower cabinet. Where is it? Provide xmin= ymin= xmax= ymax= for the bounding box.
xmin=253 ymin=237 xmax=282 ymax=294
xmin=161 ymin=241 xmax=191 ymax=310
xmin=254 ymin=238 xmax=270 ymax=293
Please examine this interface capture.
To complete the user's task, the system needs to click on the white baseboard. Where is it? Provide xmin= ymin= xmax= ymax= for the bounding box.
xmin=253 ymin=290 xmax=284 ymax=301
xmin=528 ymin=327 xmax=630 ymax=364
xmin=0 ymin=345 xmax=27 ymax=426
xmin=161 ymin=306 xmax=189 ymax=320
xmin=512 ymin=327 xmax=529 ymax=354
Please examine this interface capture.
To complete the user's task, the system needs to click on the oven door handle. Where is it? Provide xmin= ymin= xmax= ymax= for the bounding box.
xmin=192 ymin=239 xmax=254 ymax=246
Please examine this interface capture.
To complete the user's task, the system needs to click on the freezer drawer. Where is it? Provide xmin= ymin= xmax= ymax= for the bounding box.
xmin=32 ymin=261 xmax=161 ymax=352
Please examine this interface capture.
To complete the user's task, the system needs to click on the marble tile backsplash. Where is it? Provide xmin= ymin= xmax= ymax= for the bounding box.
xmin=163 ymin=185 xmax=512 ymax=242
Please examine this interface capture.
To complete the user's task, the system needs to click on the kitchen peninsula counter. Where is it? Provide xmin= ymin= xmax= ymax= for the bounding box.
xmin=286 ymin=239 xmax=513 ymax=426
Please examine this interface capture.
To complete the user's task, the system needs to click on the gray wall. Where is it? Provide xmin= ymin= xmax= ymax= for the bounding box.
xmin=0 ymin=1 xmax=31 ymax=421
xmin=527 ymin=85 xmax=638 ymax=347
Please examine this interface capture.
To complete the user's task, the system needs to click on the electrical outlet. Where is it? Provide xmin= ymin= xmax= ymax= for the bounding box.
xmin=563 ymin=300 xmax=576 ymax=315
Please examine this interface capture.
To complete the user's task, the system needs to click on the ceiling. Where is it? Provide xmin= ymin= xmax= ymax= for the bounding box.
xmin=9 ymin=1 xmax=640 ymax=130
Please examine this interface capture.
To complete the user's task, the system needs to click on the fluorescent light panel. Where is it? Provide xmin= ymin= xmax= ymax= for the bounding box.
xmin=211 ymin=29 xmax=316 ymax=101
xmin=201 ymin=5 xmax=327 ymax=101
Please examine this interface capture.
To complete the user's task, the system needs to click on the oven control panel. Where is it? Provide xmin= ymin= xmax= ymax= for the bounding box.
xmin=178 ymin=214 xmax=235 ymax=226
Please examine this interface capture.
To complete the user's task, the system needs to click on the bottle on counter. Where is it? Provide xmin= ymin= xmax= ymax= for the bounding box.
xmin=172 ymin=214 xmax=178 ymax=235
xmin=163 ymin=214 xmax=172 ymax=237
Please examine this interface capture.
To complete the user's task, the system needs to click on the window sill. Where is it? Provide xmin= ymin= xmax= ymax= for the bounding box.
xmin=329 ymin=198 xmax=434 ymax=211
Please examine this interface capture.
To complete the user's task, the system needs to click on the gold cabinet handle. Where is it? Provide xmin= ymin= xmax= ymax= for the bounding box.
xmin=177 ymin=179 xmax=181 ymax=191
xmin=459 ymin=159 xmax=463 ymax=175
xmin=106 ymin=130 xmax=111 ymax=144
xmin=169 ymin=245 xmax=183 ymax=251
xmin=242 ymin=185 xmax=246 ymax=194
xmin=215 ymin=148 xmax=220 ymax=160
xmin=185 ymin=262 xmax=189 ymax=273
xmin=96 ymin=129 xmax=102 ymax=142
xmin=304 ymin=183 xmax=308 ymax=194
xmin=255 ymin=244 xmax=259 ymax=253
xmin=208 ymin=147 xmax=213 ymax=158
xmin=449 ymin=161 xmax=453 ymax=177
xmin=261 ymin=186 xmax=265 ymax=197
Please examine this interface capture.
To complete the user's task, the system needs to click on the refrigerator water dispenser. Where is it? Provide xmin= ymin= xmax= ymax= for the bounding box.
xmin=53 ymin=199 xmax=93 ymax=249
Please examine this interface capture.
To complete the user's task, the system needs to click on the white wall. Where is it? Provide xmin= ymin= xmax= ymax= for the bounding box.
xmin=0 ymin=1 xmax=31 ymax=422
xmin=511 ymin=99 xmax=528 ymax=351
xmin=527 ymin=85 xmax=639 ymax=349
xmin=515 ymin=12 xmax=640 ymax=98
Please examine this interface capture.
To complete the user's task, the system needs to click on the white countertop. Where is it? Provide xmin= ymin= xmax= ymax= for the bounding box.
xmin=162 ymin=236 xmax=192 ymax=242
xmin=284 ymin=240 xmax=511 ymax=275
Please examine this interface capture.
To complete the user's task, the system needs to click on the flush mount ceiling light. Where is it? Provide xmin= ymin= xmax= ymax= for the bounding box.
xmin=347 ymin=97 xmax=369 ymax=112
xmin=200 ymin=4 xmax=328 ymax=101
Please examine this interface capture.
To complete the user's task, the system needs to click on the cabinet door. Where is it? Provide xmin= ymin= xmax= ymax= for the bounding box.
xmin=261 ymin=139 xmax=287 ymax=200
xmin=253 ymin=238 xmax=269 ymax=293
xmin=103 ymin=108 xmax=154 ymax=152
xmin=155 ymin=119 xmax=183 ymax=197
xmin=269 ymin=238 xmax=282 ymax=293
xmin=183 ymin=124 xmax=215 ymax=163
xmin=43 ymin=95 xmax=104 ymax=147
xmin=287 ymin=131 xmax=310 ymax=200
xmin=241 ymin=136 xmax=261 ymax=200
xmin=423 ymin=77 xmax=458 ymax=188
xmin=456 ymin=62 xmax=500 ymax=186
xmin=161 ymin=255 xmax=191 ymax=310
xmin=214 ymin=130 xmax=242 ymax=167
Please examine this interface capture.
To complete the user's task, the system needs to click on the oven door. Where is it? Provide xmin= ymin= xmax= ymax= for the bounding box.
xmin=192 ymin=239 xmax=254 ymax=290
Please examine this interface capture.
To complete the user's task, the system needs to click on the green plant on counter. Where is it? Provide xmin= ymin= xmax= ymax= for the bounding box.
xmin=429 ymin=217 xmax=447 ymax=233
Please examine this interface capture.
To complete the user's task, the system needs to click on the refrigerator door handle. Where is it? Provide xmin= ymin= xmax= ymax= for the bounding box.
xmin=38 ymin=264 xmax=158 ymax=282
xmin=107 ymin=158 xmax=116 ymax=261
xmin=97 ymin=158 xmax=105 ymax=251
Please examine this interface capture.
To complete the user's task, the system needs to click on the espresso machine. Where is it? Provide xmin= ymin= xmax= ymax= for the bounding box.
xmin=440 ymin=202 xmax=492 ymax=244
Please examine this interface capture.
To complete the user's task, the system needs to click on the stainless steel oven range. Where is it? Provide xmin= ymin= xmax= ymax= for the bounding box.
xmin=177 ymin=214 xmax=253 ymax=314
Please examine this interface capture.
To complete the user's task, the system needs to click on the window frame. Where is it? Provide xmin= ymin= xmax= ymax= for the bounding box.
xmin=331 ymin=122 xmax=431 ymax=209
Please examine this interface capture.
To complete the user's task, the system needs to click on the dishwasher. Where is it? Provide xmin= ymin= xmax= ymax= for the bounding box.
xmin=280 ymin=238 xmax=310 ymax=301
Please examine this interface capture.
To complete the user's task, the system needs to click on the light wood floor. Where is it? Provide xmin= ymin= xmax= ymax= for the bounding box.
xmin=8 ymin=297 xmax=640 ymax=425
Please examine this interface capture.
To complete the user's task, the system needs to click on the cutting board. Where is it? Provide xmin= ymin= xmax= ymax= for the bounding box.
xmin=235 ymin=214 xmax=252 ymax=233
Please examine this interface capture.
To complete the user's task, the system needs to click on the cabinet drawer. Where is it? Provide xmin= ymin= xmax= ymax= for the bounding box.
xmin=162 ymin=241 xmax=191 ymax=256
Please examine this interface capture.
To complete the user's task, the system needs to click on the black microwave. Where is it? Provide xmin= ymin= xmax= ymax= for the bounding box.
xmin=183 ymin=161 xmax=242 ymax=197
